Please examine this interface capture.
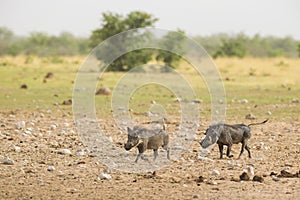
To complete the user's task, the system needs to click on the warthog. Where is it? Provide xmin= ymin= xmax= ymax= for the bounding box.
xmin=200 ymin=119 xmax=268 ymax=159
xmin=124 ymin=125 xmax=170 ymax=163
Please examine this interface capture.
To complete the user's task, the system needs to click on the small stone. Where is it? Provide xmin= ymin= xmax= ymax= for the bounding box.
xmin=238 ymin=99 xmax=248 ymax=104
xmin=45 ymin=72 xmax=54 ymax=79
xmin=206 ymin=180 xmax=217 ymax=185
xmin=50 ymin=125 xmax=57 ymax=130
xmin=271 ymin=175 xmax=280 ymax=182
xmin=57 ymin=149 xmax=72 ymax=155
xmin=211 ymin=169 xmax=220 ymax=175
xmin=14 ymin=146 xmax=21 ymax=152
xmin=192 ymin=99 xmax=203 ymax=104
xmin=63 ymin=123 xmax=69 ymax=127
xmin=59 ymin=130 xmax=66 ymax=135
xmin=279 ymin=170 xmax=294 ymax=178
xmin=245 ymin=166 xmax=255 ymax=176
xmin=252 ymin=175 xmax=264 ymax=183
xmin=2 ymin=157 xmax=14 ymax=165
xmin=95 ymin=86 xmax=111 ymax=96
xmin=76 ymin=149 xmax=85 ymax=156
xmin=150 ymin=100 xmax=156 ymax=104
xmin=270 ymin=172 xmax=277 ymax=176
xmin=230 ymin=177 xmax=240 ymax=182
xmin=15 ymin=121 xmax=26 ymax=129
xmin=192 ymin=194 xmax=199 ymax=198
xmin=291 ymin=98 xmax=299 ymax=103
xmin=266 ymin=111 xmax=272 ymax=115
xmin=67 ymin=188 xmax=77 ymax=194
xmin=245 ymin=113 xmax=255 ymax=120
xmin=173 ymin=97 xmax=181 ymax=102
xmin=196 ymin=176 xmax=205 ymax=183
xmin=99 ymin=173 xmax=112 ymax=180
xmin=170 ymin=177 xmax=181 ymax=183
xmin=240 ymin=172 xmax=250 ymax=181
xmin=47 ymin=165 xmax=55 ymax=171
xmin=20 ymin=84 xmax=28 ymax=89
xmin=62 ymin=99 xmax=72 ymax=105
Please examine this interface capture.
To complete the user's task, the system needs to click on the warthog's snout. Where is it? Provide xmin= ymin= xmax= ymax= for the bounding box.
xmin=124 ymin=143 xmax=133 ymax=151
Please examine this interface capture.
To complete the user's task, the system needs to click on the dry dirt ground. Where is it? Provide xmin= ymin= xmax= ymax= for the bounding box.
xmin=0 ymin=110 xmax=299 ymax=200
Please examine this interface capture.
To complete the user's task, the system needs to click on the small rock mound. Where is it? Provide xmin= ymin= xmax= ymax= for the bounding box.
xmin=20 ymin=84 xmax=28 ymax=89
xmin=96 ymin=86 xmax=111 ymax=96
xmin=252 ymin=175 xmax=264 ymax=183
xmin=240 ymin=172 xmax=250 ymax=181
xmin=62 ymin=99 xmax=72 ymax=105
xmin=245 ymin=113 xmax=256 ymax=120
xmin=45 ymin=72 xmax=54 ymax=79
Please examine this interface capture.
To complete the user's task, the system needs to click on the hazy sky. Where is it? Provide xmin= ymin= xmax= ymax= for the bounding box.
xmin=0 ymin=0 xmax=299 ymax=39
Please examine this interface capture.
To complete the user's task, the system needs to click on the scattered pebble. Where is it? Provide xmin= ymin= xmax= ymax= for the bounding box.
xmin=99 ymin=173 xmax=112 ymax=180
xmin=206 ymin=180 xmax=218 ymax=185
xmin=244 ymin=166 xmax=255 ymax=176
xmin=192 ymin=99 xmax=203 ymax=104
xmin=211 ymin=169 xmax=220 ymax=175
xmin=173 ymin=97 xmax=181 ymax=102
xmin=238 ymin=99 xmax=248 ymax=104
xmin=2 ymin=157 xmax=14 ymax=165
xmin=278 ymin=170 xmax=295 ymax=178
xmin=50 ymin=125 xmax=57 ymax=130
xmin=245 ymin=113 xmax=255 ymax=120
xmin=15 ymin=121 xmax=26 ymax=129
xmin=95 ymin=86 xmax=111 ymax=96
xmin=291 ymin=98 xmax=299 ymax=103
xmin=62 ymin=99 xmax=72 ymax=105
xmin=45 ymin=72 xmax=54 ymax=79
xmin=47 ymin=165 xmax=55 ymax=171
xmin=240 ymin=172 xmax=250 ymax=181
xmin=252 ymin=175 xmax=264 ymax=183
xmin=76 ymin=149 xmax=86 ymax=156
xmin=20 ymin=84 xmax=28 ymax=89
xmin=14 ymin=146 xmax=21 ymax=152
xmin=57 ymin=149 xmax=72 ymax=155
xmin=196 ymin=176 xmax=205 ymax=184
xmin=272 ymin=175 xmax=280 ymax=182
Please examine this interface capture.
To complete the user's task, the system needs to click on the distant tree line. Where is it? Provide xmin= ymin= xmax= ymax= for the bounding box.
xmin=0 ymin=27 xmax=89 ymax=56
xmin=0 ymin=11 xmax=299 ymax=69
xmin=194 ymin=33 xmax=299 ymax=58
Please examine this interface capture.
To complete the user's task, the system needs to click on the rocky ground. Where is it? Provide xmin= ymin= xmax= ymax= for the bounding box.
xmin=0 ymin=110 xmax=299 ymax=199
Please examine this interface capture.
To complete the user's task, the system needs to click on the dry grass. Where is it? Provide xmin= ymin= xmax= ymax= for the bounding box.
xmin=0 ymin=55 xmax=299 ymax=121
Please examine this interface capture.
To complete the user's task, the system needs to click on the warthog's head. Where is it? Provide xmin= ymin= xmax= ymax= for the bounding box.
xmin=124 ymin=127 xmax=141 ymax=151
xmin=200 ymin=124 xmax=223 ymax=148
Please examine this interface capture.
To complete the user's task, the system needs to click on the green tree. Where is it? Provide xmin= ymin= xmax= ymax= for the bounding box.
xmin=89 ymin=11 xmax=158 ymax=71
xmin=213 ymin=37 xmax=246 ymax=59
xmin=156 ymin=29 xmax=186 ymax=70
xmin=0 ymin=27 xmax=14 ymax=55
xmin=298 ymin=43 xmax=300 ymax=58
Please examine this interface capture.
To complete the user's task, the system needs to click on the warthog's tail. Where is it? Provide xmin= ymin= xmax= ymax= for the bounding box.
xmin=248 ymin=119 xmax=268 ymax=127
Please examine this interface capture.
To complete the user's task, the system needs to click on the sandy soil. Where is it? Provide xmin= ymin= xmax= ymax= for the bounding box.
xmin=0 ymin=110 xmax=299 ymax=200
